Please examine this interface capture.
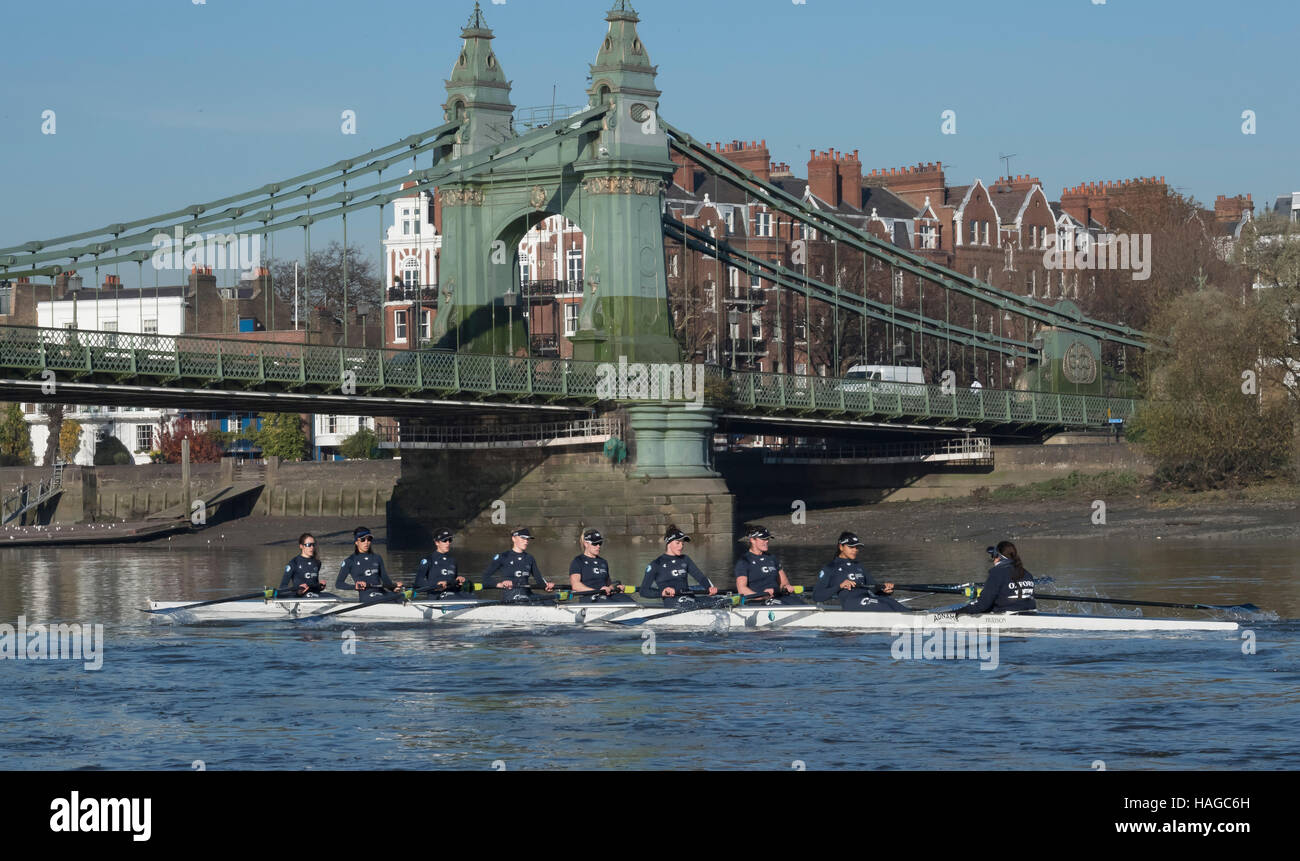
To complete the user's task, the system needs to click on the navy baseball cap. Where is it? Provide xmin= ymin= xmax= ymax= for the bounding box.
xmin=583 ymin=529 xmax=604 ymax=544
xmin=434 ymin=529 xmax=454 ymax=542
xmin=511 ymin=527 xmax=534 ymax=539
xmin=745 ymin=526 xmax=773 ymax=541
xmin=353 ymin=527 xmax=373 ymax=541
xmin=838 ymin=532 xmax=863 ymax=547
xmin=664 ymin=528 xmax=691 ymax=544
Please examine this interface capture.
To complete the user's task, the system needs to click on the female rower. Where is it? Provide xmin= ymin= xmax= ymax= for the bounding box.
xmin=335 ymin=526 xmax=403 ymax=602
xmin=481 ymin=527 xmax=555 ymax=603
xmin=278 ymin=532 xmax=335 ymax=598
xmin=812 ymin=532 xmax=911 ymax=611
xmin=734 ymin=526 xmax=803 ymax=605
xmin=954 ymin=541 xmax=1037 ymax=616
xmin=414 ymin=528 xmax=467 ymax=596
xmin=638 ymin=525 xmax=720 ymax=608
xmin=568 ymin=528 xmax=632 ymax=603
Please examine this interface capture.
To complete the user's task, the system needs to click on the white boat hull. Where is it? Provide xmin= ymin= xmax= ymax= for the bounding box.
xmin=145 ymin=597 xmax=1240 ymax=634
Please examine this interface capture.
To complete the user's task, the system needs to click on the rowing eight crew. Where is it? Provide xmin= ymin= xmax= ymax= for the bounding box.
xmin=278 ymin=525 xmax=1037 ymax=615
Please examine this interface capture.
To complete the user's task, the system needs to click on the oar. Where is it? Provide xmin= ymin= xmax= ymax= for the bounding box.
xmin=735 ymin=585 xmax=806 ymax=605
xmin=606 ymin=592 xmax=732 ymax=627
xmin=298 ymin=582 xmax=485 ymax=620
xmin=559 ymin=585 xmax=637 ymax=601
xmin=145 ymin=587 xmax=298 ymax=613
xmin=1030 ymin=592 xmax=1260 ymax=613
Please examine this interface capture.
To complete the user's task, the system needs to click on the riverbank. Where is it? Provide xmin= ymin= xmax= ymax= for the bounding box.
xmin=750 ymin=474 xmax=1300 ymax=545
xmin=150 ymin=482 xmax=1300 ymax=550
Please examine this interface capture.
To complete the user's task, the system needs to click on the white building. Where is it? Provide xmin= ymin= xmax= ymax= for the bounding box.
xmin=384 ymin=180 xmax=442 ymax=293
xmin=22 ymin=403 xmax=171 ymax=466
xmin=36 ymin=286 xmax=186 ymax=334
xmin=313 ymin=414 xmax=375 ymax=460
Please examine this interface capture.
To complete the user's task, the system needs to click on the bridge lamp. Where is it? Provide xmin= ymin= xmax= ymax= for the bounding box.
xmin=504 ymin=289 xmax=517 ymax=354
xmin=356 ymin=301 xmax=372 ymax=349
xmin=68 ymin=273 xmax=84 ymax=329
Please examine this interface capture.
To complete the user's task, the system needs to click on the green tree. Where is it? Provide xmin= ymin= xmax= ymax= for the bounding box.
xmin=59 ymin=419 xmax=83 ymax=463
xmin=1131 ymin=288 xmax=1294 ymax=488
xmin=40 ymin=404 xmax=63 ymax=466
xmin=339 ymin=427 xmax=379 ymax=459
xmin=93 ymin=434 xmax=133 ymax=466
xmin=256 ymin=413 xmax=307 ymax=461
xmin=0 ymin=403 xmax=34 ymax=466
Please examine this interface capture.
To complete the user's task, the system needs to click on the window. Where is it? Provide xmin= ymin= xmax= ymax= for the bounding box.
xmin=724 ymin=209 xmax=736 ymax=233
xmin=566 ymin=249 xmax=583 ymax=283
xmin=142 ymin=318 xmax=158 ymax=334
xmin=395 ymin=309 xmax=408 ymax=342
xmin=326 ymin=415 xmax=338 ymax=435
xmin=102 ymin=321 xmax=117 ymax=331
xmin=403 ymin=221 xmax=411 ymax=236
xmin=403 ymin=259 xmax=420 ymax=289
xmin=519 ymin=257 xmax=531 ymax=283
xmin=135 ymin=424 xmax=154 ymax=452
xmin=750 ymin=272 xmax=761 ymax=291
xmin=728 ymin=267 xmax=740 ymax=290
xmin=751 ymin=310 xmax=762 ymax=340
xmin=564 ymin=303 xmax=579 ymax=336
xmin=0 ymin=286 xmax=10 ymax=316
xmin=920 ymin=224 xmax=937 ymax=249
xmin=421 ymin=309 xmax=432 ymax=341
xmin=756 ymin=212 xmax=772 ymax=237
xmin=893 ymin=269 xmax=905 ymax=302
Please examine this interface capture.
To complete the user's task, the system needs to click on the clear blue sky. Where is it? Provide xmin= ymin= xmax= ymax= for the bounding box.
xmin=2 ymin=0 xmax=1296 ymax=284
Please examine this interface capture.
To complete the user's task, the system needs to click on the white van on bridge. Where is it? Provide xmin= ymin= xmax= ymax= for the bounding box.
xmin=840 ymin=364 xmax=926 ymax=394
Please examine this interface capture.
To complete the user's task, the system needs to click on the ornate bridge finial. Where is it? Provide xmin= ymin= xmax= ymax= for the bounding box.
xmin=466 ymin=2 xmax=487 ymax=29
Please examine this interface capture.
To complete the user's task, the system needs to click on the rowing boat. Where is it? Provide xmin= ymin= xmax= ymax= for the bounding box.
xmin=144 ymin=597 xmax=1240 ymax=633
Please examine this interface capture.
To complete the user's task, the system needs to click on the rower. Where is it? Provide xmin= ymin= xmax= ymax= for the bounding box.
xmin=954 ymin=541 xmax=1037 ymax=616
xmin=278 ymin=532 xmax=335 ymax=598
xmin=812 ymin=532 xmax=911 ymax=612
xmin=481 ymin=527 xmax=555 ymax=603
xmin=568 ymin=528 xmax=632 ymax=603
xmin=734 ymin=526 xmax=803 ymax=605
xmin=335 ymin=526 xmax=403 ymax=602
xmin=414 ymin=528 xmax=466 ymax=597
xmin=638 ymin=525 xmax=719 ymax=608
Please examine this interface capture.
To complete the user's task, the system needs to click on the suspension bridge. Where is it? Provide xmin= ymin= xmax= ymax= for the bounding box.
xmin=0 ymin=2 xmax=1143 ymax=495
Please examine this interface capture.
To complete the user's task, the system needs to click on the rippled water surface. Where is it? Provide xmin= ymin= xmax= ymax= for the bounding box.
xmin=2 ymin=536 xmax=1297 ymax=770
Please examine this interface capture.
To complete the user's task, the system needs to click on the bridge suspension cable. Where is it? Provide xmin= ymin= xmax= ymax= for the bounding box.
xmin=661 ymin=118 xmax=1152 ymax=352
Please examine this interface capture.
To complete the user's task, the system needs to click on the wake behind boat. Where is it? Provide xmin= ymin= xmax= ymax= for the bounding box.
xmin=143 ymin=595 xmax=1241 ymax=634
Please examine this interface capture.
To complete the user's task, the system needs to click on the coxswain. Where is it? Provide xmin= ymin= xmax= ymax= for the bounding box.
xmin=481 ymin=527 xmax=554 ymax=603
xmin=335 ymin=526 xmax=402 ymax=602
xmin=734 ymin=526 xmax=804 ymax=605
xmin=954 ymin=541 xmax=1037 ymax=616
xmin=278 ymin=532 xmax=335 ymax=598
xmin=638 ymin=525 xmax=720 ymax=608
xmin=812 ymin=532 xmax=911 ymax=611
xmin=414 ymin=528 xmax=466 ymax=597
xmin=568 ymin=528 xmax=632 ymax=603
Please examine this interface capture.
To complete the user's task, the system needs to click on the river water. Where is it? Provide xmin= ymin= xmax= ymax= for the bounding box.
xmin=1 ymin=534 xmax=1297 ymax=770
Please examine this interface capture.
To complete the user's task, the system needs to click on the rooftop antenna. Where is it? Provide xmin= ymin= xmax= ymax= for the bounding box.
xmin=998 ymin=152 xmax=1018 ymax=184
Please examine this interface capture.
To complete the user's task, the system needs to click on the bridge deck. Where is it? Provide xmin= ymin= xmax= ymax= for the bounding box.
xmin=0 ymin=325 xmax=1136 ymax=430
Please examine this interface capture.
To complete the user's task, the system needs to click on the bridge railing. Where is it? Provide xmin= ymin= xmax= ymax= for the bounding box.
xmin=0 ymin=324 xmax=1137 ymax=427
xmin=728 ymin=369 xmax=1137 ymax=426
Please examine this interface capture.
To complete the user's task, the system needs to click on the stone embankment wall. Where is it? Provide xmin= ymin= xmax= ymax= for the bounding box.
xmin=720 ymin=440 xmax=1150 ymax=517
xmin=387 ymin=447 xmax=734 ymax=549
